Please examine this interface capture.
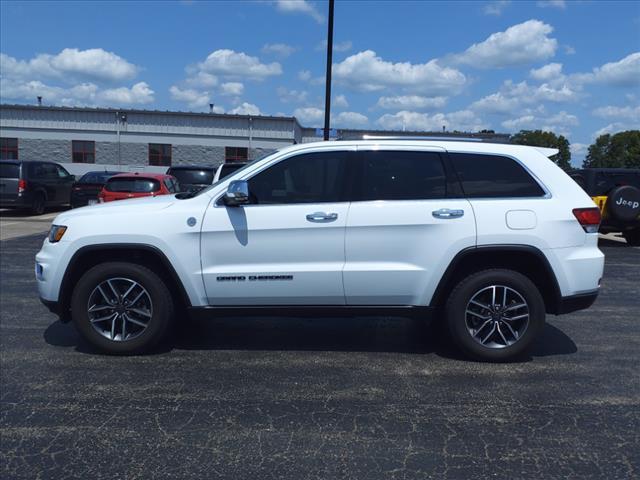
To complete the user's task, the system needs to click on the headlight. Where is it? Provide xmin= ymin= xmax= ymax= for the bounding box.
xmin=48 ymin=225 xmax=67 ymax=243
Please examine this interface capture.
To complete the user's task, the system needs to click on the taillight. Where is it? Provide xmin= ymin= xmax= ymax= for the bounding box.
xmin=18 ymin=179 xmax=27 ymax=194
xmin=573 ymin=207 xmax=601 ymax=233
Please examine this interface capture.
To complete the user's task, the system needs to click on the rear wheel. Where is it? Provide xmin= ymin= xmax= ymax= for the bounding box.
xmin=71 ymin=262 xmax=173 ymax=354
xmin=623 ymin=229 xmax=640 ymax=246
xmin=30 ymin=193 xmax=45 ymax=215
xmin=445 ymin=269 xmax=545 ymax=362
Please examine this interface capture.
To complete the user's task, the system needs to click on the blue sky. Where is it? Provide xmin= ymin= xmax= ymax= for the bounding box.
xmin=1 ymin=0 xmax=639 ymax=164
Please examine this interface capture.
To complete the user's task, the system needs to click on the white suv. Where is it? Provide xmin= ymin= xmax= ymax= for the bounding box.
xmin=36 ymin=138 xmax=604 ymax=361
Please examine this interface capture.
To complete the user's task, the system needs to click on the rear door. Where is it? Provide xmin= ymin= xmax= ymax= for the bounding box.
xmin=31 ymin=163 xmax=60 ymax=203
xmin=343 ymin=147 xmax=476 ymax=306
xmin=0 ymin=162 xmax=21 ymax=203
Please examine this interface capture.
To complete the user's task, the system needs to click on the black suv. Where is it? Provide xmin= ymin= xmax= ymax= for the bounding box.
xmin=570 ymin=168 xmax=640 ymax=245
xmin=166 ymin=166 xmax=216 ymax=193
xmin=0 ymin=160 xmax=75 ymax=215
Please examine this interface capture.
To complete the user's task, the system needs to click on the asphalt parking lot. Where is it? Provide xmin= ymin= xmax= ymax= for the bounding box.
xmin=1 ymin=212 xmax=639 ymax=479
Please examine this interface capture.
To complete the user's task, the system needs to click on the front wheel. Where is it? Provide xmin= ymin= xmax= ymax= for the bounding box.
xmin=445 ymin=269 xmax=545 ymax=362
xmin=71 ymin=262 xmax=173 ymax=354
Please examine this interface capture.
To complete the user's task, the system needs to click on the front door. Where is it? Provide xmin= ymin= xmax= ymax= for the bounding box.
xmin=343 ymin=148 xmax=476 ymax=306
xmin=200 ymin=150 xmax=352 ymax=305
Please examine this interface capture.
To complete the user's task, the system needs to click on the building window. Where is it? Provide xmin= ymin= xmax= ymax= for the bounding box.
xmin=0 ymin=138 xmax=18 ymax=160
xmin=149 ymin=143 xmax=172 ymax=166
xmin=72 ymin=140 xmax=95 ymax=163
xmin=225 ymin=146 xmax=248 ymax=162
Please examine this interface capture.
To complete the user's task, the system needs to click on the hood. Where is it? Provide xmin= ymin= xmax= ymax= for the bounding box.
xmin=54 ymin=194 xmax=176 ymax=224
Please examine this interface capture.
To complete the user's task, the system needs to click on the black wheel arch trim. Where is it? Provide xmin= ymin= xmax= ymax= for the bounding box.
xmin=57 ymin=243 xmax=192 ymax=320
xmin=430 ymin=244 xmax=566 ymax=315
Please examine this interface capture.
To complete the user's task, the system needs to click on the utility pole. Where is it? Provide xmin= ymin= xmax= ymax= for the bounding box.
xmin=323 ymin=0 xmax=335 ymax=141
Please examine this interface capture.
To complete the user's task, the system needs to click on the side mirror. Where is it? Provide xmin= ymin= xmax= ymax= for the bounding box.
xmin=223 ymin=180 xmax=249 ymax=206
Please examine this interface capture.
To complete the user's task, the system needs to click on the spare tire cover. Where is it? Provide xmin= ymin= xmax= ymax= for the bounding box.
xmin=607 ymin=185 xmax=640 ymax=222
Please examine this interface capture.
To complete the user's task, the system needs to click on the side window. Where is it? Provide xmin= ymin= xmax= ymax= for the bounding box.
xmin=449 ymin=153 xmax=545 ymax=198
xmin=358 ymin=151 xmax=446 ymax=201
xmin=55 ymin=165 xmax=70 ymax=178
xmin=32 ymin=163 xmax=57 ymax=179
xmin=248 ymin=152 xmax=348 ymax=204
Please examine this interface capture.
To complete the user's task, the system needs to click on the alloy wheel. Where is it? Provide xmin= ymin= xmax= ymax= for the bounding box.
xmin=87 ymin=277 xmax=153 ymax=342
xmin=465 ymin=285 xmax=530 ymax=349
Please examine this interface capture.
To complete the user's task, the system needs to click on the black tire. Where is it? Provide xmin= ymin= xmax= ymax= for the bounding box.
xmin=71 ymin=262 xmax=173 ymax=354
xmin=623 ymin=229 xmax=640 ymax=246
xmin=445 ymin=269 xmax=545 ymax=362
xmin=30 ymin=193 xmax=45 ymax=215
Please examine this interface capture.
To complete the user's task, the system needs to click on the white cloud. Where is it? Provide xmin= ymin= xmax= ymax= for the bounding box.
xmin=274 ymin=0 xmax=324 ymax=24
xmin=453 ymin=20 xmax=558 ymax=68
xmin=99 ymin=82 xmax=154 ymax=105
xmin=332 ymin=111 xmax=369 ymax=128
xmin=277 ymin=86 xmax=308 ymax=103
xmin=333 ymin=50 xmax=466 ymax=95
xmin=592 ymin=105 xmax=640 ymax=121
xmin=0 ymin=77 xmax=153 ymax=106
xmin=169 ymin=86 xmax=211 ymax=109
xmin=0 ymin=49 xmax=138 ymax=83
xmin=293 ymin=106 xmax=324 ymax=125
xmin=593 ymin=121 xmax=640 ymax=138
xmin=537 ymin=0 xmax=566 ymax=9
xmin=501 ymin=110 xmax=578 ymax=136
xmin=185 ymin=72 xmax=218 ymax=88
xmin=471 ymin=80 xmax=579 ymax=114
xmin=563 ymin=45 xmax=576 ymax=55
xmin=298 ymin=70 xmax=312 ymax=81
xmin=261 ymin=43 xmax=297 ymax=58
xmin=220 ymin=82 xmax=244 ymax=96
xmin=484 ymin=1 xmax=511 ymax=16
xmin=570 ymin=143 xmax=588 ymax=156
xmin=574 ymin=52 xmax=640 ymax=87
xmin=193 ymin=49 xmax=282 ymax=81
xmin=376 ymin=110 xmax=487 ymax=132
xmin=376 ymin=95 xmax=447 ymax=110
xmin=316 ymin=40 xmax=353 ymax=52
xmin=292 ymin=106 xmax=368 ymax=128
xmin=333 ymin=94 xmax=348 ymax=108
xmin=228 ymin=102 xmax=262 ymax=115
xmin=530 ymin=63 xmax=563 ymax=82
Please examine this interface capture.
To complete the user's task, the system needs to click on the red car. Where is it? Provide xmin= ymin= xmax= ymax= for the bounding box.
xmin=98 ymin=172 xmax=180 ymax=203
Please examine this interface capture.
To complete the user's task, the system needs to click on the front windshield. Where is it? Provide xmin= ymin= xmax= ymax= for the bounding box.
xmin=187 ymin=150 xmax=276 ymax=198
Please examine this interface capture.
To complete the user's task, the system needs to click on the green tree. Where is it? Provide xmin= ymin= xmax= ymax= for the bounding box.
xmin=510 ymin=130 xmax=572 ymax=171
xmin=583 ymin=130 xmax=640 ymax=168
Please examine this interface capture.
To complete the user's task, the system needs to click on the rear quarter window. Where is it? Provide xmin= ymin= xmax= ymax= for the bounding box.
xmin=449 ymin=153 xmax=545 ymax=198
xmin=0 ymin=163 xmax=20 ymax=178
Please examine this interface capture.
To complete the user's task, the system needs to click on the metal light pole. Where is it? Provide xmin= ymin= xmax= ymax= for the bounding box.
xmin=323 ymin=0 xmax=335 ymax=141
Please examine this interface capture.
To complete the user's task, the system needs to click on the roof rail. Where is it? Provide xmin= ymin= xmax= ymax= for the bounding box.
xmin=347 ymin=135 xmax=484 ymax=142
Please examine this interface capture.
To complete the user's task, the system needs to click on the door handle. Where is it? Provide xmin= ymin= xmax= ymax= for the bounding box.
xmin=432 ymin=208 xmax=464 ymax=219
xmin=306 ymin=212 xmax=338 ymax=222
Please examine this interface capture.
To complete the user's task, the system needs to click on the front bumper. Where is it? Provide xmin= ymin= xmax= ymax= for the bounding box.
xmin=39 ymin=297 xmax=71 ymax=322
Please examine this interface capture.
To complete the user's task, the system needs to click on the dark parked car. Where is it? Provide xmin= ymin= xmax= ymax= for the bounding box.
xmin=71 ymin=171 xmax=122 ymax=208
xmin=213 ymin=162 xmax=248 ymax=182
xmin=570 ymin=168 xmax=640 ymax=245
xmin=166 ymin=166 xmax=216 ymax=193
xmin=0 ymin=160 xmax=75 ymax=215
